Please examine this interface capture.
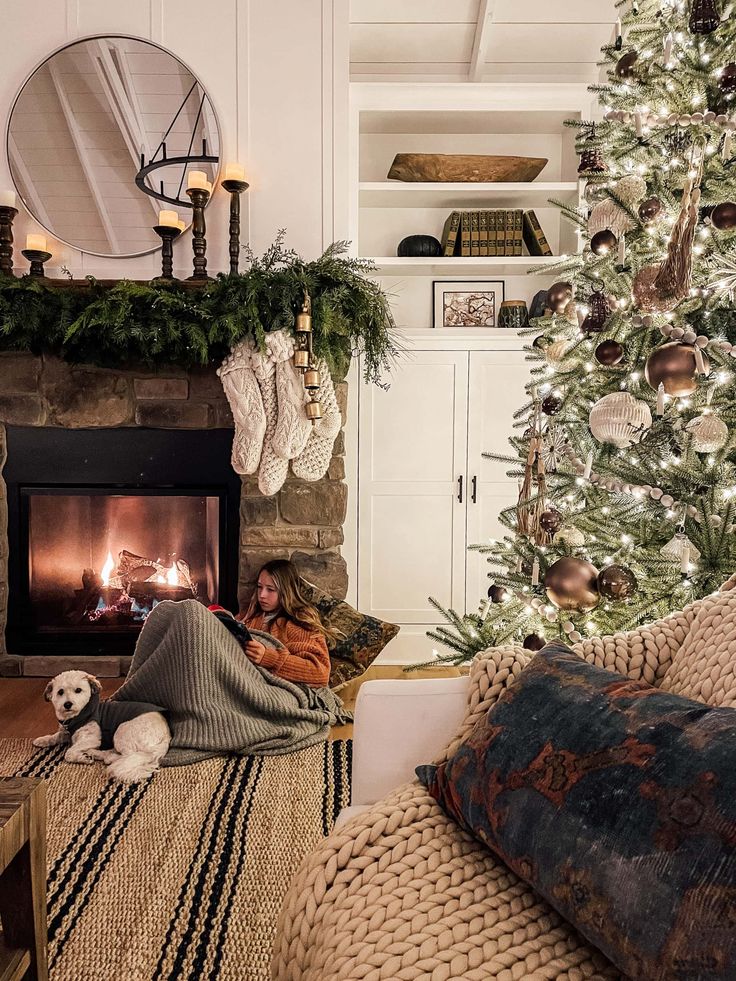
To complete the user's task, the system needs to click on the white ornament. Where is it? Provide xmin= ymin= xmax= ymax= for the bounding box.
xmin=545 ymin=339 xmax=571 ymax=364
xmin=686 ymin=413 xmax=729 ymax=453
xmin=589 ymin=392 xmax=653 ymax=448
xmin=588 ymin=175 xmax=647 ymax=238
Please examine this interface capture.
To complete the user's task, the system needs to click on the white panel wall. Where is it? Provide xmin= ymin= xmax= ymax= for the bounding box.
xmin=0 ymin=0 xmax=349 ymax=279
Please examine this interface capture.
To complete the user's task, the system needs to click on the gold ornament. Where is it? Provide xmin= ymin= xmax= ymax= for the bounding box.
xmin=295 ymin=291 xmax=313 ymax=333
xmin=644 ymin=342 xmax=709 ymax=397
xmin=553 ymin=526 xmax=586 ymax=548
xmin=305 ymin=399 xmax=323 ymax=420
xmin=589 ymin=392 xmax=652 ymax=448
xmin=544 ymin=557 xmax=600 ymax=611
xmin=686 ymin=412 xmax=729 ymax=452
xmin=304 ymin=368 xmax=321 ymax=390
xmin=545 ymin=339 xmax=571 ymax=364
xmin=293 ymin=348 xmax=310 ymax=369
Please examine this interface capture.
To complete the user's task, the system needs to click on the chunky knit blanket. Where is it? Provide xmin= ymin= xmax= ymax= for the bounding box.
xmin=110 ymin=599 xmax=352 ymax=766
xmin=272 ymin=574 xmax=736 ymax=980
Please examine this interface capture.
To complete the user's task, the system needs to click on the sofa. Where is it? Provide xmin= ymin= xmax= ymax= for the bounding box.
xmin=271 ymin=574 xmax=736 ymax=980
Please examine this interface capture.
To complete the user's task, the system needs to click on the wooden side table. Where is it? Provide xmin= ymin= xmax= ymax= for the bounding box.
xmin=0 ymin=778 xmax=47 ymax=981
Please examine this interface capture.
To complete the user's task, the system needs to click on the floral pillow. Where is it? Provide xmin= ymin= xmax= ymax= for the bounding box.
xmin=300 ymin=581 xmax=400 ymax=690
xmin=417 ymin=642 xmax=736 ymax=980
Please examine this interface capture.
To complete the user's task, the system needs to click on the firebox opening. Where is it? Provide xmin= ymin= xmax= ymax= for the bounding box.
xmin=25 ymin=489 xmax=222 ymax=633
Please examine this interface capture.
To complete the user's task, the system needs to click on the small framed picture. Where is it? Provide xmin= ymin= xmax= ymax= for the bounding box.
xmin=432 ymin=280 xmax=505 ymax=329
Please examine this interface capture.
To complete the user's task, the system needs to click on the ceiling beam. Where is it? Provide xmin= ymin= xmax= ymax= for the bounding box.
xmin=468 ymin=0 xmax=497 ymax=82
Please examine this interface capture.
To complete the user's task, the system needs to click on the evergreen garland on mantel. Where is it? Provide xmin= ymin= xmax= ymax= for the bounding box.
xmin=0 ymin=236 xmax=398 ymax=384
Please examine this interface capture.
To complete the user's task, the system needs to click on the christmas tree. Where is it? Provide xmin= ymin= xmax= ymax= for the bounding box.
xmin=429 ymin=0 xmax=736 ymax=664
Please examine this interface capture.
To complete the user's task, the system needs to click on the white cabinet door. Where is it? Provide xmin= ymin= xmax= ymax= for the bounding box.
xmin=358 ymin=350 xmax=468 ymax=623
xmin=465 ymin=349 xmax=529 ymax=611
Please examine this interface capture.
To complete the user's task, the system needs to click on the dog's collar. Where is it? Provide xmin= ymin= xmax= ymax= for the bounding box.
xmin=60 ymin=690 xmax=101 ymax=735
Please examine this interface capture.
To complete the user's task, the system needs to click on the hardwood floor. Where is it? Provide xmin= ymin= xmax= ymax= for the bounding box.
xmin=0 ymin=664 xmax=463 ymax=742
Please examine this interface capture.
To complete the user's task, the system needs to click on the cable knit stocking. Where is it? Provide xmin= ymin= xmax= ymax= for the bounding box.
xmin=251 ymin=343 xmax=290 ymax=496
xmin=291 ymin=359 xmax=342 ymax=481
xmin=266 ymin=330 xmax=312 ymax=461
xmin=217 ymin=339 xmax=266 ymax=475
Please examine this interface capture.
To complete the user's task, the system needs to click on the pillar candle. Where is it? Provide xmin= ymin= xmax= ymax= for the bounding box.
xmin=664 ymin=33 xmax=673 ymax=64
xmin=656 ymin=383 xmax=665 ymax=416
xmin=531 ymin=557 xmax=540 ymax=586
xmin=158 ymin=210 xmax=178 ymax=227
xmin=723 ymin=132 xmax=733 ymax=161
xmin=694 ymin=346 xmax=707 ymax=375
xmin=176 ymin=219 xmax=186 ymax=232
xmin=0 ymin=189 xmax=16 ymax=208
xmin=186 ymin=170 xmax=209 ymax=190
xmin=26 ymin=233 xmax=46 ymax=251
xmin=583 ymin=450 xmax=593 ymax=480
xmin=618 ymin=234 xmax=626 ymax=265
xmin=635 ymin=113 xmax=643 ymax=138
xmin=680 ymin=543 xmax=690 ymax=574
xmin=224 ymin=163 xmax=246 ymax=182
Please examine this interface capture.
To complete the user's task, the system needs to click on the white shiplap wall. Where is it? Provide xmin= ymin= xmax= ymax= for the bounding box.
xmin=1 ymin=0 xmax=349 ymax=278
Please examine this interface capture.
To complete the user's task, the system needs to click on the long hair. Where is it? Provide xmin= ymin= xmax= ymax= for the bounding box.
xmin=243 ymin=559 xmax=336 ymax=640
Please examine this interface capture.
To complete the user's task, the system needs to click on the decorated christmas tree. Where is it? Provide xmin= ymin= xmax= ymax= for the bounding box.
xmin=429 ymin=0 xmax=736 ymax=664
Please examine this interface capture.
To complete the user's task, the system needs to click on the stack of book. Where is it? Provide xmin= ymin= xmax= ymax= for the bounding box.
xmin=440 ymin=209 xmax=552 ymax=258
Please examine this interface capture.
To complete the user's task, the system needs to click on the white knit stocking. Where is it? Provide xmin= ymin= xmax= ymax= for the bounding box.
xmin=217 ymin=339 xmax=266 ymax=475
xmin=291 ymin=360 xmax=342 ymax=481
xmin=251 ymin=343 xmax=290 ymax=496
xmin=266 ymin=330 xmax=312 ymax=461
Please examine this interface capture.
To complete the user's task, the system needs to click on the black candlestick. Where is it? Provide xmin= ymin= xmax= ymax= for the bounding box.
xmin=21 ymin=249 xmax=52 ymax=277
xmin=0 ymin=206 xmax=18 ymax=277
xmin=185 ymin=186 xmax=211 ymax=280
xmin=152 ymin=225 xmax=182 ymax=280
xmin=222 ymin=178 xmax=249 ymax=274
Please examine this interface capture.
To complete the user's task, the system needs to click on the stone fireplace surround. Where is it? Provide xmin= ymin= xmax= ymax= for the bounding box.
xmin=0 ymin=352 xmax=348 ymax=676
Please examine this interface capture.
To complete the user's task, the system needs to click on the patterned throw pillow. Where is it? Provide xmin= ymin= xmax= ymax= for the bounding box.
xmin=300 ymin=581 xmax=400 ymax=690
xmin=416 ymin=642 xmax=736 ymax=981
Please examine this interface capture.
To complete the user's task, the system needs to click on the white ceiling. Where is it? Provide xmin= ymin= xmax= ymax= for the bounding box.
xmin=350 ymin=0 xmax=616 ymax=84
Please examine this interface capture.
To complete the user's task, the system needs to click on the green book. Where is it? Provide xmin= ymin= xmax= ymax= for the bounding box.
xmin=522 ymin=210 xmax=553 ymax=256
xmin=488 ymin=210 xmax=498 ymax=256
xmin=460 ymin=212 xmax=471 ymax=256
xmin=479 ymin=211 xmax=488 ymax=256
xmin=513 ymin=209 xmax=524 ymax=256
xmin=470 ymin=211 xmax=480 ymax=257
xmin=441 ymin=211 xmax=462 ymax=256
xmin=505 ymin=211 xmax=515 ymax=256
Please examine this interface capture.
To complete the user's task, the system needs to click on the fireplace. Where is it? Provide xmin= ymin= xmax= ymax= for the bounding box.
xmin=4 ymin=426 xmax=241 ymax=656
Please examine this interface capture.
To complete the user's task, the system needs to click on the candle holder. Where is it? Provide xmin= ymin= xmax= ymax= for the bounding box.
xmin=152 ymin=225 xmax=182 ymax=280
xmin=185 ymin=186 xmax=211 ymax=280
xmin=221 ymin=178 xmax=249 ymax=274
xmin=0 ymin=206 xmax=18 ymax=277
xmin=21 ymin=248 xmax=52 ymax=277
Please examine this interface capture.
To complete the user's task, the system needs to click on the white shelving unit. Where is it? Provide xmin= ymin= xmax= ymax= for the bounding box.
xmin=349 ymin=83 xmax=597 ymax=328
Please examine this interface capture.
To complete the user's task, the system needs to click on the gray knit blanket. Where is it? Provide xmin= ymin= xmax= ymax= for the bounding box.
xmin=109 ymin=599 xmax=352 ymax=766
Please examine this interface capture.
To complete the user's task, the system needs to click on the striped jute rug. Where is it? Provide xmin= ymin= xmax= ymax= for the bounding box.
xmin=1 ymin=738 xmax=352 ymax=981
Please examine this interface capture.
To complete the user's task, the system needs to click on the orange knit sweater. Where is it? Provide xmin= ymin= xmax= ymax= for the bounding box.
xmin=241 ymin=612 xmax=331 ymax=688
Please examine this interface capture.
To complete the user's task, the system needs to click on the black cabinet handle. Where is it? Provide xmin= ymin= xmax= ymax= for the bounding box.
xmin=471 ymin=475 xmax=477 ymax=503
xmin=457 ymin=475 xmax=463 ymax=503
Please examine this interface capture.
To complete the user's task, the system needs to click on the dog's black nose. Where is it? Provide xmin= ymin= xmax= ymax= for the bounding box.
xmin=64 ymin=701 xmax=73 ymax=710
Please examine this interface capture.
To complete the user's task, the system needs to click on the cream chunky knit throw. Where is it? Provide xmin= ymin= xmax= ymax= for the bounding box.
xmin=272 ymin=574 xmax=736 ymax=981
xmin=110 ymin=599 xmax=351 ymax=766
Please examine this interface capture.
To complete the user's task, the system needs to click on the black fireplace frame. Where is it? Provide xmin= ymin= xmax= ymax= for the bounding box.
xmin=4 ymin=427 xmax=241 ymax=656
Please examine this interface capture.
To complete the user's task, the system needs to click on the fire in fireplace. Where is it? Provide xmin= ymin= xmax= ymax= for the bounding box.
xmin=4 ymin=427 xmax=241 ymax=657
xmin=26 ymin=491 xmax=220 ymax=632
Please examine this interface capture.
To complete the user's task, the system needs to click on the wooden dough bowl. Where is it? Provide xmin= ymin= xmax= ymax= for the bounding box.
xmin=387 ymin=153 xmax=548 ymax=183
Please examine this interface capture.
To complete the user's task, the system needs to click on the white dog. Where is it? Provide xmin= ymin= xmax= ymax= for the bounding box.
xmin=33 ymin=670 xmax=170 ymax=783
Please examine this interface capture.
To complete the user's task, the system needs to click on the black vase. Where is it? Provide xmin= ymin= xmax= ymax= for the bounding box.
xmin=397 ymin=234 xmax=442 ymax=257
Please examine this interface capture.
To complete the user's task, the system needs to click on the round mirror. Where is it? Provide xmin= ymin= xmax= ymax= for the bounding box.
xmin=7 ymin=36 xmax=220 ymax=258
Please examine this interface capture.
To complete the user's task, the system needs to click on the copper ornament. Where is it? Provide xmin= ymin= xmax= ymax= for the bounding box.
xmin=644 ymin=342 xmax=709 ymax=396
xmin=711 ymin=202 xmax=736 ymax=231
xmin=540 ymin=509 xmax=563 ymax=533
xmin=523 ymin=633 xmax=546 ymax=652
xmin=595 ymin=339 xmax=625 ymax=366
xmin=633 ymin=264 xmax=676 ymax=313
xmin=488 ymin=584 xmax=509 ymax=603
xmin=598 ymin=564 xmax=637 ymax=601
xmin=720 ymin=63 xmax=736 ymax=97
xmin=544 ymin=557 xmax=600 ymax=611
xmin=542 ymin=392 xmax=564 ymax=416
xmin=615 ymin=51 xmax=639 ymax=79
xmin=638 ymin=197 xmax=663 ymax=224
xmin=547 ymin=281 xmax=573 ymax=314
xmin=590 ymin=229 xmax=618 ymax=256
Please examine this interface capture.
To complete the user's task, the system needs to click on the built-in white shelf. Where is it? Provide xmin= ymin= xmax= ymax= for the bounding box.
xmin=359 ymin=181 xmax=579 ymax=209
xmin=367 ymin=256 xmax=557 ymax=276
